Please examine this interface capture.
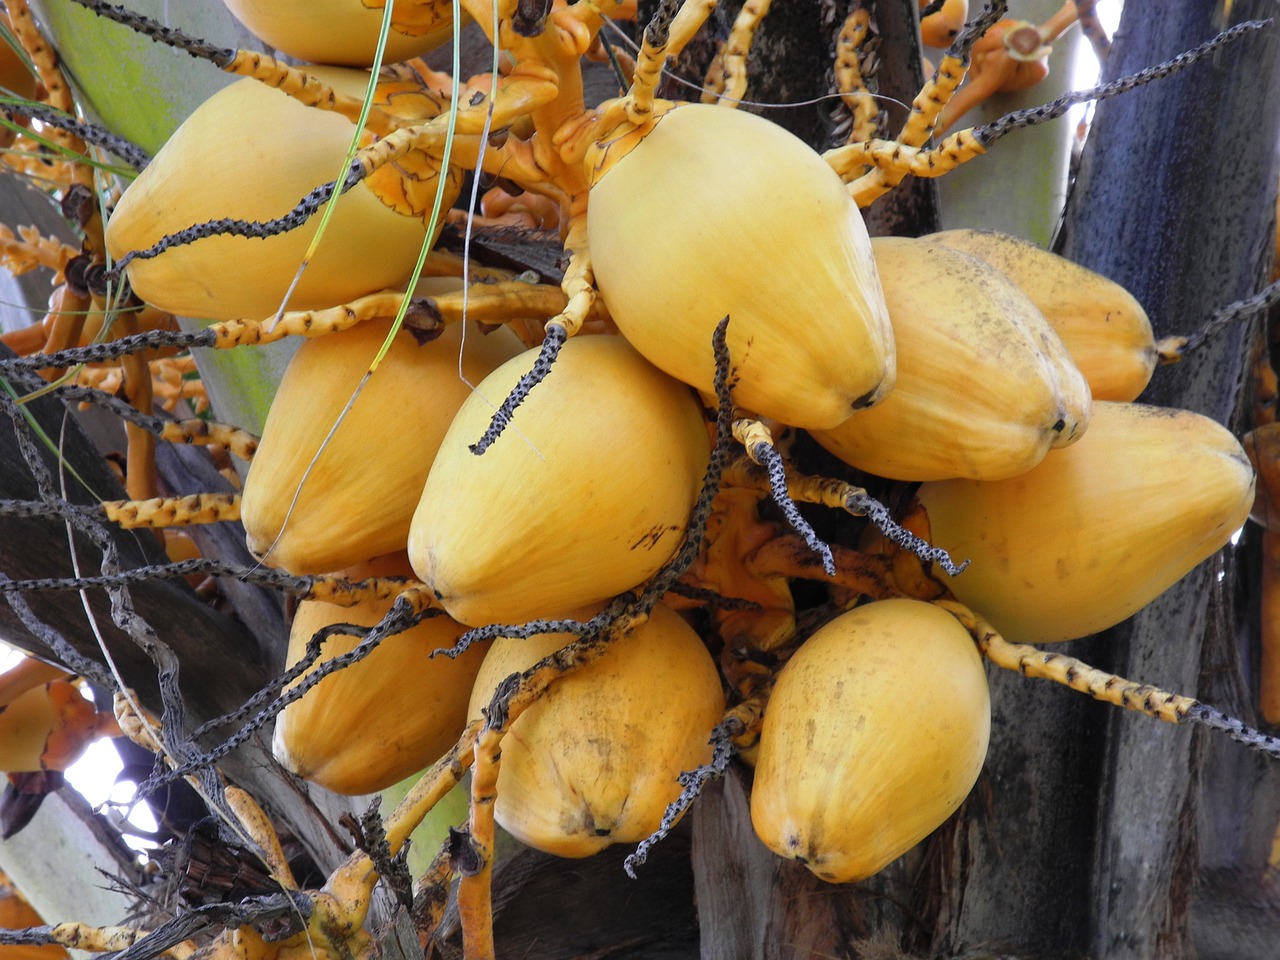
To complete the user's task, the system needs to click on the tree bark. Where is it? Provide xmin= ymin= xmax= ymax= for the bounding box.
xmin=1057 ymin=3 xmax=1280 ymax=957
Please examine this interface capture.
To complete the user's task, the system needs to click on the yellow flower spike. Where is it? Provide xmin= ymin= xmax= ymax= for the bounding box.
xmin=295 ymin=574 xmax=424 ymax=609
xmin=622 ymin=0 xmax=720 ymax=124
xmin=208 ymin=291 xmax=426 ymax=350
xmin=320 ymin=723 xmax=480 ymax=927
xmin=842 ymin=43 xmax=972 ymax=204
xmin=824 ymin=129 xmax=989 ymax=196
xmin=458 ymin=729 xmax=499 ymax=960
xmin=832 ymin=8 xmax=879 ymax=145
xmin=938 ymin=599 xmax=1191 ymax=724
xmin=306 ymin=890 xmax=375 ymax=957
xmin=223 ymin=787 xmax=298 ymax=892
xmin=703 ymin=0 xmax=773 ymax=106
xmin=227 ymin=927 xmax=276 ymax=960
xmin=112 ymin=690 xmax=162 ymax=755
xmin=42 ymin=923 xmax=121 ymax=955
xmin=414 ymin=279 xmax=611 ymax=330
xmin=382 ymin=722 xmax=480 ymax=856
xmin=101 ymin=493 xmax=241 ymax=530
xmin=156 ymin=420 xmax=259 ymax=463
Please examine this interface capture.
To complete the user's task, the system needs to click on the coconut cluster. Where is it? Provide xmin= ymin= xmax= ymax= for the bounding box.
xmin=101 ymin=10 xmax=1254 ymax=883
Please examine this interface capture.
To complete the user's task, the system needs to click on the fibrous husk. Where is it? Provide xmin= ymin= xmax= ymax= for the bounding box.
xmin=926 ymin=228 xmax=1157 ymax=402
xmin=409 ymin=334 xmax=710 ymax=626
xmin=272 ymin=553 xmax=488 ymax=795
xmin=466 ymin=603 xmax=725 ymax=857
xmin=242 ymin=316 xmax=522 ymax=574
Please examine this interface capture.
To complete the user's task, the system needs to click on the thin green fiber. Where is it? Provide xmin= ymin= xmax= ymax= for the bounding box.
xmin=370 ymin=0 xmax=468 ymax=373
xmin=271 ymin=2 xmax=397 ymax=325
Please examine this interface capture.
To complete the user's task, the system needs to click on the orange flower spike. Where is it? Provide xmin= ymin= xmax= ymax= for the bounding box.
xmin=115 ymin=307 xmax=159 ymax=504
xmin=0 ymin=680 xmax=119 ymax=773
xmin=36 ymin=286 xmax=89 ymax=380
xmin=688 ymin=485 xmax=796 ymax=654
xmin=919 ymin=0 xmax=969 ymax=49
xmin=0 ymin=321 xmax=48 ymax=356
xmin=937 ymin=1 xmax=1079 ymax=135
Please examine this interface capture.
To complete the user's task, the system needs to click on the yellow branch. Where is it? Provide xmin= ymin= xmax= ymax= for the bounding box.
xmin=937 ymin=599 xmax=1194 ymax=724
xmin=101 ymin=493 xmax=241 ymax=529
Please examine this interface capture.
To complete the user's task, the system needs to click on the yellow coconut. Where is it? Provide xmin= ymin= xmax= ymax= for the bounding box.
xmin=272 ymin=553 xmax=488 ymax=795
xmin=409 ymin=334 xmax=710 ymax=626
xmin=106 ymin=69 xmax=457 ymax=321
xmin=241 ymin=313 xmax=523 ymax=574
xmin=222 ymin=0 xmax=459 ymax=67
xmin=811 ymin=237 xmax=1091 ymax=481
xmin=751 ymin=598 xmax=990 ymax=883
xmin=466 ymin=603 xmax=725 ymax=857
xmin=917 ymin=401 xmax=1255 ymax=643
xmin=586 ymin=103 xmax=894 ymax=430
xmin=926 ymin=229 xmax=1157 ymax=402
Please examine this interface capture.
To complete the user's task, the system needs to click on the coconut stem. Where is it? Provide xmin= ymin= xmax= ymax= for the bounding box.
xmin=974 ymin=19 xmax=1271 ymax=147
xmin=734 ymin=418 xmax=836 ymax=577
xmin=68 ymin=0 xmax=236 ymax=67
xmin=467 ymin=321 xmax=566 ymax=455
